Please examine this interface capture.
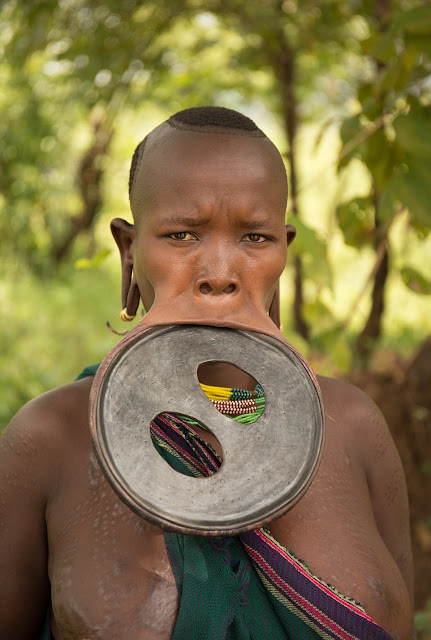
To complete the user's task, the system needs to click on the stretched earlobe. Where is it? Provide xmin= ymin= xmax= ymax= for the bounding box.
xmin=285 ymin=224 xmax=296 ymax=246
xmin=121 ymin=275 xmax=141 ymax=321
xmin=269 ymin=282 xmax=281 ymax=329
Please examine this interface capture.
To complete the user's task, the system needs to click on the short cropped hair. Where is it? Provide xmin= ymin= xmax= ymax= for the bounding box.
xmin=128 ymin=106 xmax=267 ymax=204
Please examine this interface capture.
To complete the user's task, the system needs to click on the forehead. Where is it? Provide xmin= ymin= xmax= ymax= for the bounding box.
xmin=131 ymin=126 xmax=287 ymax=220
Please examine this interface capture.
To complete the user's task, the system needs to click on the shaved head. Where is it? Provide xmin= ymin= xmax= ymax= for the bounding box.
xmin=128 ymin=106 xmax=288 ymax=226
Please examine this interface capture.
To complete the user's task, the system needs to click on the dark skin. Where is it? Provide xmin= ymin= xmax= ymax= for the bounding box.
xmin=0 ymin=127 xmax=414 ymax=640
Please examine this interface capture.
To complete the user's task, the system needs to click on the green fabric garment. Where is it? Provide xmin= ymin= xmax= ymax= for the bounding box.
xmin=149 ymin=410 xmax=291 ymax=638
xmin=75 ymin=363 xmax=101 ymax=380
xmin=156 ymin=423 xmax=288 ymax=638
xmin=166 ymin=534 xmax=288 ymax=640
xmin=158 ymin=419 xmax=292 ymax=640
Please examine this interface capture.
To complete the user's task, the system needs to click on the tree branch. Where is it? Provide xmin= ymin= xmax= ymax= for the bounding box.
xmin=51 ymin=112 xmax=113 ymax=264
xmin=340 ymin=206 xmax=404 ymax=340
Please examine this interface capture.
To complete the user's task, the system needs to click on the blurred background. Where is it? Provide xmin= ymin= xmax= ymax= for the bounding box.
xmin=0 ymin=0 xmax=430 ymax=632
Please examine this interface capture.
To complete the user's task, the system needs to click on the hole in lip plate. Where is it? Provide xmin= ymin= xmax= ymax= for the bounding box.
xmin=197 ymin=360 xmax=265 ymax=424
xmin=150 ymin=411 xmax=223 ymax=477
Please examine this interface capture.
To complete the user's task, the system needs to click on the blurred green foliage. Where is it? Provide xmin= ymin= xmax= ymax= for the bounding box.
xmin=415 ymin=599 xmax=431 ymax=639
xmin=0 ymin=260 xmax=120 ymax=426
xmin=1 ymin=0 xmax=431 ymax=426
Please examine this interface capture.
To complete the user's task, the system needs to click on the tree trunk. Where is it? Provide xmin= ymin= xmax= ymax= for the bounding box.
xmin=353 ymin=0 xmax=391 ymax=365
xmin=405 ymin=334 xmax=431 ymax=393
xmin=354 ymin=242 xmax=389 ymax=363
xmin=277 ymin=38 xmax=310 ymax=341
xmin=52 ymin=114 xmax=113 ymax=264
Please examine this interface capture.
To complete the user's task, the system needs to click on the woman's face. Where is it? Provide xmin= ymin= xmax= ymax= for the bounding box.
xmin=129 ymin=128 xmax=294 ymax=322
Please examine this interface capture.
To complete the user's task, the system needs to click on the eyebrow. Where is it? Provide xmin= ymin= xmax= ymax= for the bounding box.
xmin=159 ymin=215 xmax=211 ymax=227
xmin=159 ymin=216 xmax=276 ymax=229
xmin=240 ymin=219 xmax=274 ymax=230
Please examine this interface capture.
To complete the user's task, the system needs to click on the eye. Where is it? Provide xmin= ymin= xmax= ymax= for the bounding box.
xmin=168 ymin=231 xmax=197 ymax=241
xmin=243 ymin=233 xmax=269 ymax=243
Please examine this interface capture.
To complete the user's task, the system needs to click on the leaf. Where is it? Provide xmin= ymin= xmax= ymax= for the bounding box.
xmin=75 ymin=248 xmax=111 ymax=270
xmin=357 ymin=78 xmax=388 ymax=120
xmin=374 ymin=59 xmax=409 ymax=95
xmin=396 ymin=168 xmax=431 ymax=227
xmin=288 ymin=216 xmax=332 ymax=289
xmin=288 ymin=215 xmax=320 ymax=254
xmin=311 ymin=324 xmax=352 ymax=372
xmin=303 ymin=299 xmax=335 ymax=334
xmin=393 ymin=113 xmax=431 ymax=159
xmin=338 ymin=115 xmax=365 ymax=170
xmin=393 ymin=4 xmax=431 ymax=36
xmin=377 ymin=174 xmax=401 ymax=223
xmin=405 ymin=34 xmax=431 ymax=62
xmin=408 ymin=218 xmax=430 ymax=240
xmin=400 ymin=267 xmax=431 ymax=295
xmin=370 ymin=29 xmax=397 ymax=63
xmin=313 ymin=116 xmax=337 ymax=152
xmin=414 ymin=605 xmax=431 ymax=634
xmin=337 ymin=197 xmax=375 ymax=248
xmin=363 ymin=128 xmax=394 ymax=191
xmin=361 ymin=97 xmax=382 ymax=122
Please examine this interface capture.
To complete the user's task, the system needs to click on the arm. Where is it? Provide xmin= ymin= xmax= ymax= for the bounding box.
xmin=0 ymin=393 xmax=64 ymax=639
xmin=318 ymin=375 xmax=415 ymax=637
xmin=355 ymin=387 xmax=415 ymax=638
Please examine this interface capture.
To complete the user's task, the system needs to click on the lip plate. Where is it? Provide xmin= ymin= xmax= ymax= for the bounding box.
xmin=90 ymin=325 xmax=324 ymax=536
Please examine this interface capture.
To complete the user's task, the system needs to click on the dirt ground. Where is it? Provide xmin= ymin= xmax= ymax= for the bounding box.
xmin=347 ymin=339 xmax=431 ymax=612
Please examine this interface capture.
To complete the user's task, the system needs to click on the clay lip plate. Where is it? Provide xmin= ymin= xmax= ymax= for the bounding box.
xmin=90 ymin=324 xmax=324 ymax=536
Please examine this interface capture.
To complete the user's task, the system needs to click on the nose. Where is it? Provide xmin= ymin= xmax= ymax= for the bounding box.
xmin=199 ymin=281 xmax=236 ymax=295
xmin=195 ymin=248 xmax=239 ymax=296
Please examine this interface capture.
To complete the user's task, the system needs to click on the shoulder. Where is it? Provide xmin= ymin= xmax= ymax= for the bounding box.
xmin=1 ymin=377 xmax=94 ymax=493
xmin=316 ymin=374 xmax=406 ymax=493
xmin=316 ymin=373 xmax=378 ymax=418
xmin=4 ymin=376 xmax=93 ymax=438
xmin=316 ymin=374 xmax=391 ymax=468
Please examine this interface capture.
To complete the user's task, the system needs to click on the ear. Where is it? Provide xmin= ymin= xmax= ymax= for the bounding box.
xmin=111 ymin=217 xmax=135 ymax=264
xmin=285 ymin=224 xmax=296 ymax=246
xmin=111 ymin=218 xmax=136 ymax=309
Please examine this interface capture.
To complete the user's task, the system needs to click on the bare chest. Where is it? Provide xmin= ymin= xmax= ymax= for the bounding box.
xmin=47 ymin=433 xmax=409 ymax=640
xmin=47 ymin=452 xmax=179 ymax=640
xmin=269 ymin=439 xmax=411 ymax=639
